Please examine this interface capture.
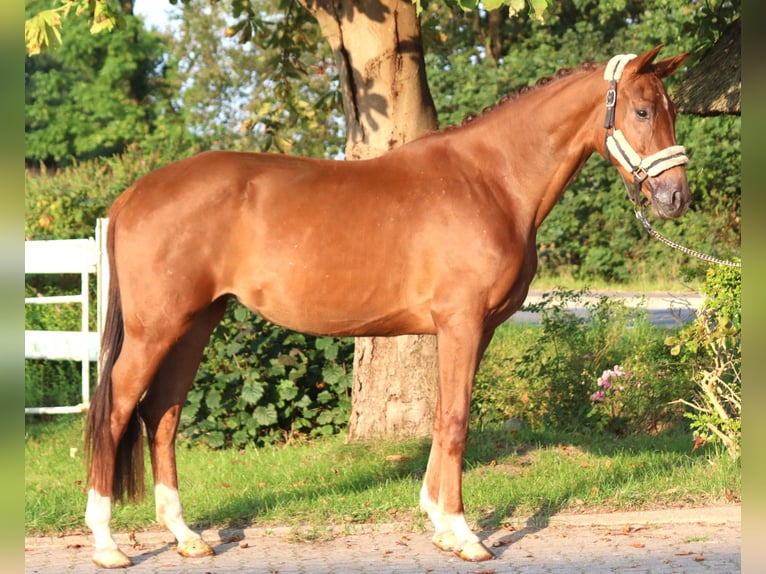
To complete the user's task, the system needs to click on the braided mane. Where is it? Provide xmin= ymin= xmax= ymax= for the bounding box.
xmin=455 ymin=61 xmax=601 ymax=127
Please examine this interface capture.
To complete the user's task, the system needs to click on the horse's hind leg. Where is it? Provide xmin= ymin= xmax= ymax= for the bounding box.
xmin=140 ymin=299 xmax=227 ymax=558
xmin=86 ymin=319 xmax=190 ymax=568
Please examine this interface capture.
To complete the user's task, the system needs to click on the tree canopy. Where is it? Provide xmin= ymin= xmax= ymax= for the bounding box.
xmin=24 ymin=0 xmax=186 ymax=168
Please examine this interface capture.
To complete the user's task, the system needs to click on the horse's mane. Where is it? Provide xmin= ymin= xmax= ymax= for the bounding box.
xmin=449 ymin=60 xmax=601 ymax=129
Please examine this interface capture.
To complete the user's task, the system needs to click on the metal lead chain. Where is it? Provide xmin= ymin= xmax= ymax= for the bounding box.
xmin=634 ymin=210 xmax=741 ymax=268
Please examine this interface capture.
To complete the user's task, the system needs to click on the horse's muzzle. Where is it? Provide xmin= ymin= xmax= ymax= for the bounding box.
xmin=650 ymin=178 xmax=690 ymax=219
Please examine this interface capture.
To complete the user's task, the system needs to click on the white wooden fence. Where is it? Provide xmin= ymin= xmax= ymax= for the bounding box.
xmin=25 ymin=219 xmax=109 ymax=415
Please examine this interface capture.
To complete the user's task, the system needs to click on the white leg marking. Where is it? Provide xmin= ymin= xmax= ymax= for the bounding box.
xmin=420 ymin=481 xmax=477 ymax=543
xmin=155 ymin=483 xmax=200 ymax=545
xmin=443 ymin=512 xmax=480 ymax=547
xmin=86 ymin=488 xmax=133 ymax=568
xmin=420 ymin=482 xmax=449 ymax=532
xmin=85 ymin=489 xmax=118 ymax=552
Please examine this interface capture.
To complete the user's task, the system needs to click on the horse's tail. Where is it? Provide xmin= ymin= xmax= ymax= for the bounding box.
xmin=85 ymin=197 xmax=145 ymax=502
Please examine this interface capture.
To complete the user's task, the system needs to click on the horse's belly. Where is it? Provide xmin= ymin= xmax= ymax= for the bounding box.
xmin=233 ymin=273 xmax=436 ymax=338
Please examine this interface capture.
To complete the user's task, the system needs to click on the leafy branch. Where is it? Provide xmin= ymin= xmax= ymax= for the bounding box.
xmin=25 ymin=0 xmax=121 ymax=56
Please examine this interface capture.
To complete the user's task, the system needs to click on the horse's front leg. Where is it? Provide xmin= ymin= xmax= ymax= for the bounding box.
xmin=420 ymin=315 xmax=494 ymax=562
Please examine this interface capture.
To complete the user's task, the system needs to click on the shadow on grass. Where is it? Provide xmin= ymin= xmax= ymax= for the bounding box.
xmin=183 ymin=425 xmax=697 ymax=552
xmin=189 ymin=438 xmax=432 ymax=532
xmin=466 ymin=426 xmax=703 ymax=532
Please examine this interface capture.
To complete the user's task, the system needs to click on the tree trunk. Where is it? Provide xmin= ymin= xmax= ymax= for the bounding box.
xmin=306 ymin=0 xmax=440 ymax=440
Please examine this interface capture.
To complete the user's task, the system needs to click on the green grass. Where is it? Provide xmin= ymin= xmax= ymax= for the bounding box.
xmin=528 ymin=273 xmax=701 ymax=294
xmin=25 ymin=415 xmax=740 ymax=537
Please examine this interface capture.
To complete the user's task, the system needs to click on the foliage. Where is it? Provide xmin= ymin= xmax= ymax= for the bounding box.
xmin=473 ymin=290 xmax=693 ymax=434
xmin=25 ymin=0 xmax=182 ymax=168
xmin=25 ymin=361 xmax=90 ymax=410
xmin=25 ymin=0 xmax=120 ymax=55
xmin=166 ymin=0 xmax=344 ymax=158
xmin=178 ymin=301 xmax=355 ymax=448
xmin=665 ymin=264 xmax=741 ymax=459
xmin=446 ymin=0 xmax=549 ymax=21
xmin=687 ymin=0 xmax=741 ymax=55
xmin=25 ymin=138 xmax=201 ymax=241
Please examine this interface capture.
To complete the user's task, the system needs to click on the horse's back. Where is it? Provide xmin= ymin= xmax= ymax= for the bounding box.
xmin=108 ymin=151 xmax=426 ymax=333
xmin=109 ymin=148 xmax=530 ymax=337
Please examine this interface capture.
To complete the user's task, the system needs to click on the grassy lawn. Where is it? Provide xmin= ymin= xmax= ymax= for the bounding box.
xmin=25 ymin=414 xmax=740 ymax=537
xmin=528 ymin=273 xmax=701 ymax=294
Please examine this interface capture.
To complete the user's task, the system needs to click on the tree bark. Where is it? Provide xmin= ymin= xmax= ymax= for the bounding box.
xmin=305 ymin=0 xmax=440 ymax=440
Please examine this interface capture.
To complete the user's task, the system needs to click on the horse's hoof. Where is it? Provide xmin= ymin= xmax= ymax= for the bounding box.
xmin=455 ymin=540 xmax=494 ymax=562
xmin=431 ymin=530 xmax=458 ymax=552
xmin=176 ymin=537 xmax=215 ymax=558
xmin=92 ymin=548 xmax=133 ymax=569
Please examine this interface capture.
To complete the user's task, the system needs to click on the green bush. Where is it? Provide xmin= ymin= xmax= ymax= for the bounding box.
xmin=25 ymin=360 xmax=90 ymax=409
xmin=473 ymin=290 xmax=693 ymax=434
xmin=25 ymin=139 xmax=201 ymax=241
xmin=179 ymin=301 xmax=355 ymax=448
xmin=666 ymin=264 xmax=741 ymax=458
xmin=25 ymin=279 xmax=92 ymax=409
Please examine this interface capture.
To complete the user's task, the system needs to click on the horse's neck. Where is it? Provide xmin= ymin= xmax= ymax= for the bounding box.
xmin=472 ymin=69 xmax=605 ymax=228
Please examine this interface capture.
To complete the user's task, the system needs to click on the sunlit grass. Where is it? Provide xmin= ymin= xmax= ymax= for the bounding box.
xmin=25 ymin=415 xmax=739 ymax=537
xmin=529 ymin=272 xmax=701 ymax=294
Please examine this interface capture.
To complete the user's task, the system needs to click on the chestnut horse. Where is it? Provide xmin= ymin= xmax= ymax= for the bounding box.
xmin=85 ymin=46 xmax=689 ymax=567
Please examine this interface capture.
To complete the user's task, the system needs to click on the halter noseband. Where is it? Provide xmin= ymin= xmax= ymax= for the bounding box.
xmin=603 ymin=54 xmax=689 ymax=207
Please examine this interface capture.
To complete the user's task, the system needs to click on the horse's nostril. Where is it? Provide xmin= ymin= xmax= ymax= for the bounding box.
xmin=674 ymin=188 xmax=691 ymax=209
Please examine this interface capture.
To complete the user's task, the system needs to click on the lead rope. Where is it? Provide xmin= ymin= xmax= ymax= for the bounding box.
xmin=634 ymin=209 xmax=741 ymax=268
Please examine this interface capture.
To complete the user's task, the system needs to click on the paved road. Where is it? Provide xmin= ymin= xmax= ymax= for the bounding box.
xmin=510 ymin=291 xmax=703 ymax=328
xmin=25 ymin=505 xmax=740 ymax=573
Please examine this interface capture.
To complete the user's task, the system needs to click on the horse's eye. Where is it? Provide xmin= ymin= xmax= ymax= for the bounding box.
xmin=636 ymin=108 xmax=650 ymax=120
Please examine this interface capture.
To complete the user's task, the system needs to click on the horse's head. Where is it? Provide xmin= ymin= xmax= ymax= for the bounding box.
xmin=603 ymin=46 xmax=690 ymax=219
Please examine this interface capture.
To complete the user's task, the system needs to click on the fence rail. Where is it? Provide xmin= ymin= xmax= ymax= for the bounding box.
xmin=25 ymin=219 xmax=109 ymax=415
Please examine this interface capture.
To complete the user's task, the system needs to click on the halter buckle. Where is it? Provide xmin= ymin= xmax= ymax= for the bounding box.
xmin=632 ymin=165 xmax=649 ymax=183
xmin=604 ymin=82 xmax=617 ymax=129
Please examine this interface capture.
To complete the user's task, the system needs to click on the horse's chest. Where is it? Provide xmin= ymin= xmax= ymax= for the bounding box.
xmin=486 ymin=240 xmax=538 ymax=323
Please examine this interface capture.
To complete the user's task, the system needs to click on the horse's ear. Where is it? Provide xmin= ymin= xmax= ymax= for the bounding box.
xmin=651 ymin=52 xmax=689 ymax=78
xmin=627 ymin=45 xmax=664 ymax=75
xmin=628 ymin=45 xmax=688 ymax=78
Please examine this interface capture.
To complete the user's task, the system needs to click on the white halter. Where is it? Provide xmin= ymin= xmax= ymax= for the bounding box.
xmin=603 ymin=54 xmax=688 ymax=203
